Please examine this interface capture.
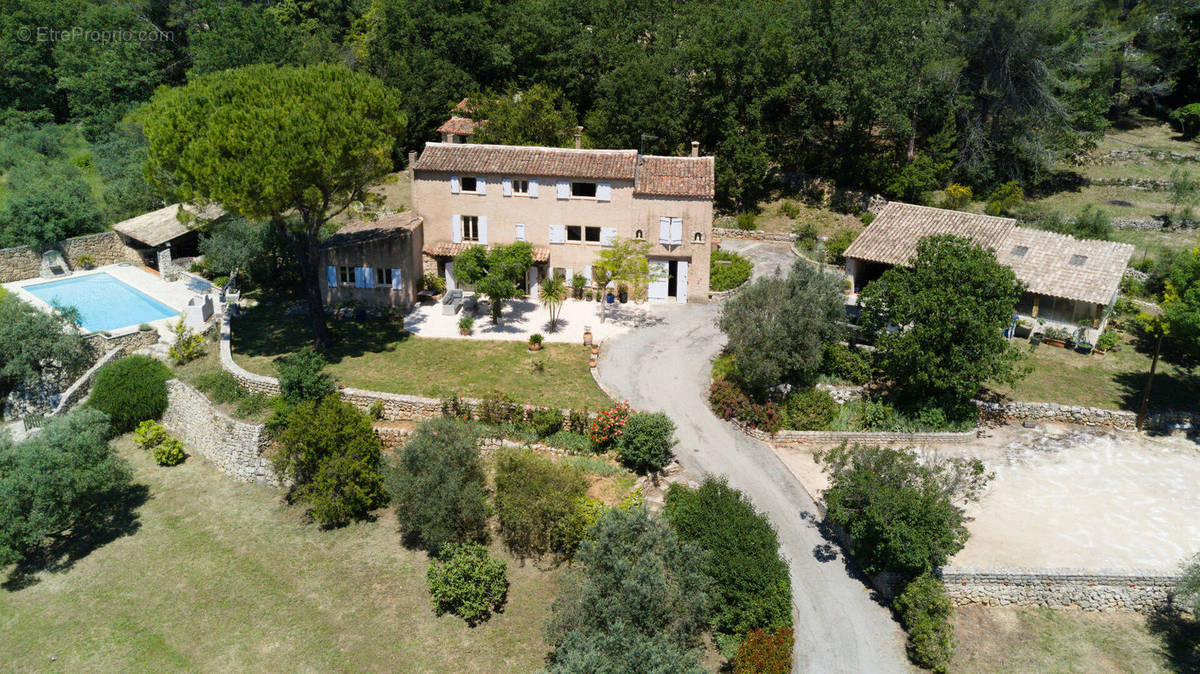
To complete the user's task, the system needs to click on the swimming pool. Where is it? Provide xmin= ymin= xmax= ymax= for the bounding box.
xmin=24 ymin=272 xmax=180 ymax=332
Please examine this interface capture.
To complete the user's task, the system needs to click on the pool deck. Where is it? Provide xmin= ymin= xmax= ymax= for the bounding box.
xmin=2 ymin=264 xmax=203 ymax=337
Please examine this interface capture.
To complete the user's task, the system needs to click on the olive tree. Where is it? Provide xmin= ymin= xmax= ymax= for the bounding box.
xmin=452 ymin=242 xmax=534 ymax=324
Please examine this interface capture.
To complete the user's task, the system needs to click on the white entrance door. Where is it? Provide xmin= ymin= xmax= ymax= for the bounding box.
xmin=676 ymin=260 xmax=688 ymax=304
xmin=526 ymin=266 xmax=540 ymax=299
xmin=445 ymin=260 xmax=456 ymax=291
xmin=648 ymin=260 xmax=669 ymax=301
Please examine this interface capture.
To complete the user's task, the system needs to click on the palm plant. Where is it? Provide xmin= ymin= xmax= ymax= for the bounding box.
xmin=540 ymin=275 xmax=568 ymax=332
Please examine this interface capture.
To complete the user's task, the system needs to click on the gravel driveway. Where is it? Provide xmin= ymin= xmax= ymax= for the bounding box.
xmin=595 ymin=296 xmax=909 ymax=673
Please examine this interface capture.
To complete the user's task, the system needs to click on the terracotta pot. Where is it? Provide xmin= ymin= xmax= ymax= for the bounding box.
xmin=588 ymin=358 xmax=597 ymax=368
xmin=529 ymin=343 xmax=542 ymax=352
xmin=1045 ymin=338 xmax=1066 ymax=348
xmin=583 ymin=329 xmax=593 ymax=347
xmin=591 ymin=346 xmax=599 ymax=356
xmin=460 ymin=329 xmax=470 ymax=336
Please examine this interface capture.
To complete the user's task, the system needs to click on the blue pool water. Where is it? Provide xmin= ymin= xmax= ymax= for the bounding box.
xmin=25 ymin=272 xmax=179 ymax=332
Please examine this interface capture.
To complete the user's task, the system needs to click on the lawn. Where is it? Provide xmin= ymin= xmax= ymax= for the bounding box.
xmin=0 ymin=437 xmax=565 ymax=672
xmin=231 ymin=303 xmax=612 ymax=411
xmin=952 ymin=605 xmax=1195 ymax=673
xmin=718 ymin=197 xmax=864 ymax=237
xmin=991 ymin=333 xmax=1200 ymax=414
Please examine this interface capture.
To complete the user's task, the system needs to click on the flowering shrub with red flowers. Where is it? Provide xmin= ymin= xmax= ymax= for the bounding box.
xmin=588 ymin=401 xmax=629 ymax=449
xmin=733 ymin=627 xmax=794 ymax=674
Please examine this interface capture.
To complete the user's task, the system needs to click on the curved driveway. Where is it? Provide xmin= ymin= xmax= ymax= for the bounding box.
xmin=596 ymin=245 xmax=909 ymax=673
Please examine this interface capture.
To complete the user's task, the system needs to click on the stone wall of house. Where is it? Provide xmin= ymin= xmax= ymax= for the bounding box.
xmin=0 ymin=244 xmax=41 ymax=283
xmin=161 ymin=379 xmax=278 ymax=485
xmin=58 ymin=231 xmax=142 ymax=268
xmin=939 ymin=566 xmax=1182 ymax=613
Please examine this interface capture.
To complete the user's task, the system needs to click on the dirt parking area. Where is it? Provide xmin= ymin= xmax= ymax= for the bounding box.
xmin=773 ymin=423 xmax=1200 ymax=570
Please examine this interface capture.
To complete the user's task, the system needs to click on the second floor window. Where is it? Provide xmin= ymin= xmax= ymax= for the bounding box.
xmin=460 ymin=176 xmax=478 ymax=192
xmin=571 ymin=181 xmax=597 ymax=198
xmin=513 ymin=179 xmax=529 ymax=194
xmin=566 ymin=225 xmax=582 ymax=242
xmin=462 ymin=215 xmax=480 ymax=241
xmin=585 ymin=226 xmax=601 ymax=242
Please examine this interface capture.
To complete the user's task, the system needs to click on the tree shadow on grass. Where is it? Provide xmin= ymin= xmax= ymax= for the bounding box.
xmin=1146 ymin=605 xmax=1200 ymax=673
xmin=233 ymin=302 xmax=411 ymax=365
xmin=2 ymin=482 xmax=150 ymax=591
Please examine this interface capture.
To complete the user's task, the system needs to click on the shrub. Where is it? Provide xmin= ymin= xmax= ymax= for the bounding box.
xmin=420 ymin=272 xmax=447 ymax=294
xmin=233 ymin=392 xmax=271 ymax=418
xmin=544 ymin=429 xmax=593 ymax=454
xmin=712 ymin=353 xmax=738 ymax=382
xmin=494 ymin=448 xmax=589 ymax=561
xmin=735 ymin=212 xmax=758 ymax=230
xmin=1171 ymin=102 xmax=1200 ymax=140
xmin=1096 ymin=329 xmax=1119 ymax=351
xmin=441 ymin=394 xmax=473 ymax=420
xmin=741 ymin=400 xmax=783 ymax=433
xmin=941 ymin=183 xmax=972 ymax=210
xmin=852 ymin=398 xmax=899 ymax=431
xmin=386 ymin=417 xmax=488 ymax=553
xmin=710 ymin=249 xmax=753 ymax=291
xmin=458 ymin=316 xmax=474 ymax=333
xmin=860 ymin=212 xmax=876 ymax=226
xmin=781 ymin=388 xmax=836 ymax=430
xmin=133 ymin=420 xmax=168 ymax=450
xmin=792 ymin=221 xmax=818 ymax=251
xmin=211 ymin=275 xmax=230 ymax=288
xmin=529 ymin=407 xmax=564 ymax=437
xmin=274 ymin=395 xmax=386 ymax=526
xmin=275 ymin=347 xmax=335 ymax=405
xmin=192 ymin=370 xmax=247 ymax=404
xmin=666 ymin=478 xmax=792 ymax=647
xmin=825 ymin=229 xmax=857 ymax=265
xmin=710 ymin=379 xmax=751 ymax=421
xmin=368 ymin=399 xmax=384 ymax=420
xmin=893 ymin=572 xmax=955 ymax=673
xmin=167 ymin=318 xmax=205 ymax=365
xmin=616 ymin=412 xmax=676 ymax=473
xmin=984 ymin=180 xmax=1023 ymax=215
xmin=733 ymin=627 xmax=794 ymax=674
xmin=426 ymin=543 xmax=508 ymax=625
xmin=153 ymin=437 xmax=186 ymax=466
xmin=88 ymin=355 xmax=172 ymax=435
xmin=817 ymin=443 xmax=992 ymax=578
xmin=567 ymin=408 xmax=590 ymax=434
xmin=821 ymin=343 xmax=872 ymax=385
xmin=779 ymin=200 xmax=801 ymax=219
xmin=588 ymin=401 xmax=629 ymax=450
xmin=477 ymin=392 xmax=522 ymax=426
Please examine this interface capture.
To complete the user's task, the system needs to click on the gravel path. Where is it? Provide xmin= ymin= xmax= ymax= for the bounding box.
xmin=596 ymin=283 xmax=910 ymax=672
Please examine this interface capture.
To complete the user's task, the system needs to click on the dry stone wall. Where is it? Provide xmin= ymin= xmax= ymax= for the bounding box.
xmin=975 ymin=400 xmax=1138 ymax=430
xmin=737 ymin=419 xmax=978 ymax=446
xmin=58 ymin=231 xmax=142 ymax=267
xmin=713 ymin=227 xmax=795 ymax=243
xmin=939 ymin=566 xmax=1182 ymax=613
xmin=161 ymin=379 xmax=278 ymax=485
xmin=0 ymin=244 xmax=41 ymax=283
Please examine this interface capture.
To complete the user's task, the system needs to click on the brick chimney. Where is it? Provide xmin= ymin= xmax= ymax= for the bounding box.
xmin=690 ymin=141 xmax=699 ymax=157
xmin=574 ymin=126 xmax=583 ymax=149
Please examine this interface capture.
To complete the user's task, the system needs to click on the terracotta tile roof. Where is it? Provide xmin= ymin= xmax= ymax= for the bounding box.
xmin=844 ymin=202 xmax=1135 ymax=306
xmin=424 ymin=241 xmax=551 ymax=263
xmin=322 ymin=211 xmax=422 ymax=249
xmin=843 ymin=202 xmax=1015 ymax=266
xmin=996 ymin=227 xmax=1134 ymax=306
xmin=436 ymin=116 xmax=478 ymax=136
xmin=635 ymin=155 xmax=715 ymax=198
xmin=413 ymin=142 xmax=637 ymax=180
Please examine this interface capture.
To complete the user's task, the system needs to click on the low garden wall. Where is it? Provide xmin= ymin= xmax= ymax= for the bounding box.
xmin=938 ymin=566 xmax=1183 ymax=613
xmin=86 ymin=326 xmax=160 ymax=354
xmin=975 ymin=400 xmax=1138 ymax=430
xmin=736 ymin=420 xmax=979 ymax=446
xmin=0 ymin=244 xmax=41 ymax=283
xmin=0 ymin=231 xmax=142 ymax=283
xmin=50 ymin=348 xmax=125 ymax=416
xmin=712 ymin=227 xmax=795 ymax=243
xmin=161 ymin=379 xmax=279 ymax=486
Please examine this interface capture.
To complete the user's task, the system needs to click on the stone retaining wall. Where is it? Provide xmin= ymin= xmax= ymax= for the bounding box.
xmin=939 ymin=566 xmax=1182 ymax=613
xmin=1114 ymin=217 xmax=1168 ymax=231
xmin=161 ymin=379 xmax=278 ymax=485
xmin=50 ymin=348 xmax=124 ymax=416
xmin=86 ymin=326 xmax=160 ymax=354
xmin=1096 ymin=149 xmax=1200 ymax=164
xmin=0 ymin=244 xmax=41 ymax=283
xmin=58 ymin=231 xmax=142 ymax=268
xmin=1089 ymin=176 xmax=1174 ymax=191
xmin=713 ymin=227 xmax=795 ymax=243
xmin=975 ymin=400 xmax=1138 ymax=430
xmin=737 ymin=420 xmax=978 ymax=446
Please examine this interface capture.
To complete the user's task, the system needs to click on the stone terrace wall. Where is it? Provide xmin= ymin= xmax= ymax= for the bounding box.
xmin=51 ymin=348 xmax=125 ymax=416
xmin=975 ymin=400 xmax=1138 ymax=430
xmin=939 ymin=566 xmax=1183 ymax=613
xmin=713 ymin=227 xmax=794 ymax=243
xmin=58 ymin=231 xmax=142 ymax=267
xmin=161 ymin=379 xmax=278 ymax=485
xmin=0 ymin=244 xmax=41 ymax=283
xmin=738 ymin=420 xmax=978 ymax=446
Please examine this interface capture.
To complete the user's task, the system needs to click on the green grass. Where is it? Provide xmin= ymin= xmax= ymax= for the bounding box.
xmin=718 ymin=197 xmax=863 ymax=237
xmin=952 ymin=605 xmax=1188 ymax=674
xmin=0 ymin=436 xmax=563 ymax=672
xmin=991 ymin=332 xmax=1200 ymax=414
xmin=232 ymin=303 xmax=612 ymax=410
xmin=1097 ymin=117 xmax=1199 ymax=155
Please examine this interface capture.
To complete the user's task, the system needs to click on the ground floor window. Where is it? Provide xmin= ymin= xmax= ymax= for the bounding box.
xmin=375 ymin=268 xmax=393 ymax=287
xmin=338 ymin=266 xmax=354 ymax=285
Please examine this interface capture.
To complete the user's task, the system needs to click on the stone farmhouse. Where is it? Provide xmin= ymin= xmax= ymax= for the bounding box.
xmin=843 ymin=202 xmax=1135 ymax=329
xmin=410 ymin=139 xmax=715 ymax=303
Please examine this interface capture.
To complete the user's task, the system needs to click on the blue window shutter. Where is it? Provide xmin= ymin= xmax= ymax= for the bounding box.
xmin=451 ymin=215 xmax=462 ymax=243
xmin=597 ymin=182 xmax=612 ymax=202
xmin=502 ymin=177 xmax=512 ymax=196
xmin=478 ymin=216 xmax=488 ymax=245
xmin=363 ymin=266 xmax=375 ymax=289
xmin=529 ymin=179 xmax=539 ymax=198
xmin=391 ymin=268 xmax=403 ymax=290
xmin=556 ymin=180 xmax=570 ymax=200
xmin=327 ymin=266 xmax=337 ymax=288
xmin=450 ymin=176 xmax=461 ymax=194
xmin=477 ymin=176 xmax=486 ymax=195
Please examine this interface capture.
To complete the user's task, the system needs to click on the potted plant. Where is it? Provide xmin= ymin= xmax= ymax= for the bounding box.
xmin=605 ymin=287 xmax=615 ymax=303
xmin=1014 ymin=319 xmax=1033 ymax=339
xmin=1029 ymin=331 xmax=1043 ymax=345
xmin=1043 ymin=327 xmax=1070 ymax=348
xmin=571 ymin=274 xmax=588 ymax=299
xmin=458 ymin=316 xmax=474 ymax=336
xmin=618 ymin=284 xmax=629 ymax=303
xmin=76 ymin=254 xmax=96 ymax=270
xmin=842 ymin=277 xmax=853 ymax=295
xmin=583 ymin=325 xmax=593 ymax=347
xmin=1075 ymin=340 xmax=1094 ymax=355
xmin=591 ymin=344 xmax=599 ymax=357
xmin=528 ymin=333 xmax=544 ymax=352
xmin=584 ymin=290 xmax=594 ymax=302
xmin=1094 ymin=329 xmax=1118 ymax=354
